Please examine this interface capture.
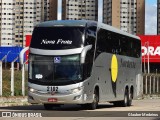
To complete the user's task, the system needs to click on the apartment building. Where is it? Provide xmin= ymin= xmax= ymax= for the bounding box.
xmin=103 ymin=0 xmax=145 ymax=35
xmin=62 ymin=0 xmax=98 ymax=21
xmin=0 ymin=0 xmax=58 ymax=46
xmin=0 ymin=0 xmax=15 ymax=46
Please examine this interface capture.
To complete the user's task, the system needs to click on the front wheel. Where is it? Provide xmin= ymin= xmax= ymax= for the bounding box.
xmin=88 ymin=90 xmax=99 ymax=110
xmin=44 ymin=104 xmax=61 ymax=110
xmin=44 ymin=104 xmax=53 ymax=110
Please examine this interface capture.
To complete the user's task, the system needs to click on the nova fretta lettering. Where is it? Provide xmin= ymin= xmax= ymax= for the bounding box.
xmin=41 ymin=39 xmax=55 ymax=44
xmin=41 ymin=39 xmax=72 ymax=45
xmin=142 ymin=46 xmax=160 ymax=56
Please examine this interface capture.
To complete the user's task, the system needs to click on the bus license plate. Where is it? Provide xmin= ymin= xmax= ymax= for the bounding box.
xmin=47 ymin=86 xmax=58 ymax=92
xmin=48 ymin=98 xmax=57 ymax=102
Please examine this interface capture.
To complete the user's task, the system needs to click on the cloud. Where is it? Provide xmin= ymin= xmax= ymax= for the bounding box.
xmin=145 ymin=4 xmax=157 ymax=35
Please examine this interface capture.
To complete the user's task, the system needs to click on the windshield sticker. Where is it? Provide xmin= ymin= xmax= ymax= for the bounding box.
xmin=54 ymin=57 xmax=61 ymax=63
xmin=35 ymin=74 xmax=43 ymax=79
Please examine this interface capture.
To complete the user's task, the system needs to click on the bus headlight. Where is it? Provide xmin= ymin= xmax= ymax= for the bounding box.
xmin=28 ymin=87 xmax=37 ymax=93
xmin=67 ymin=86 xmax=83 ymax=94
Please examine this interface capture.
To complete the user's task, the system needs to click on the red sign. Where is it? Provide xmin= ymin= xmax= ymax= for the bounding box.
xmin=26 ymin=35 xmax=32 ymax=63
xmin=139 ymin=35 xmax=160 ymax=63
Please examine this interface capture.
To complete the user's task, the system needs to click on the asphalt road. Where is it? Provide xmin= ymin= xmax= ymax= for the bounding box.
xmin=0 ymin=99 xmax=160 ymax=120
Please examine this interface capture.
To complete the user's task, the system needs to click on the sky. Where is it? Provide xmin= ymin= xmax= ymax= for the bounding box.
xmin=58 ymin=0 xmax=157 ymax=35
xmin=145 ymin=0 xmax=157 ymax=35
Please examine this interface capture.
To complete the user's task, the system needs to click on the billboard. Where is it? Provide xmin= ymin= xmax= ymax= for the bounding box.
xmin=139 ymin=35 xmax=160 ymax=63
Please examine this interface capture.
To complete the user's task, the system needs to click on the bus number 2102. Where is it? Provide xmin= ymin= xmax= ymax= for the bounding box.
xmin=47 ymin=86 xmax=58 ymax=92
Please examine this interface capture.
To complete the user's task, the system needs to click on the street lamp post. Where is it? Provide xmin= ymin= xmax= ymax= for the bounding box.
xmin=147 ymin=42 xmax=150 ymax=74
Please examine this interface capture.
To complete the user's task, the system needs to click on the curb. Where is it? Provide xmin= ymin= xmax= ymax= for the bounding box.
xmin=0 ymin=96 xmax=30 ymax=107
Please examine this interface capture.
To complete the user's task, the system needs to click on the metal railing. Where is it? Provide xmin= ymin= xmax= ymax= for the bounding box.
xmin=143 ymin=74 xmax=160 ymax=95
xmin=0 ymin=60 xmax=28 ymax=97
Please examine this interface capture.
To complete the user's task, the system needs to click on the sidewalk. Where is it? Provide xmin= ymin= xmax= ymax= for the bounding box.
xmin=0 ymin=96 xmax=30 ymax=107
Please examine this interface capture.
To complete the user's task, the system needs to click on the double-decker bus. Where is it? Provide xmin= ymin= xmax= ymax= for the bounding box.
xmin=28 ymin=20 xmax=142 ymax=110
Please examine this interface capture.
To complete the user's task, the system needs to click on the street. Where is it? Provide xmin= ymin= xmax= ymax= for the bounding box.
xmin=0 ymin=99 xmax=160 ymax=120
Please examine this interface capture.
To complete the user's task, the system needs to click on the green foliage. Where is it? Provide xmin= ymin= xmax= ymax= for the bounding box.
xmin=2 ymin=70 xmax=28 ymax=97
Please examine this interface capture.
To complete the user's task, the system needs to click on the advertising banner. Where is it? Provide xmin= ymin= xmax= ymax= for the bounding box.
xmin=139 ymin=35 xmax=160 ymax=63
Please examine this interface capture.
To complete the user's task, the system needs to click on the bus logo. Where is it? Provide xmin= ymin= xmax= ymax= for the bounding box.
xmin=54 ymin=57 xmax=61 ymax=63
xmin=111 ymin=54 xmax=118 ymax=83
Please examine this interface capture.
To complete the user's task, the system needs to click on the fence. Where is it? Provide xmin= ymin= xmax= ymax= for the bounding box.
xmin=0 ymin=60 xmax=28 ymax=97
xmin=142 ymin=74 xmax=160 ymax=95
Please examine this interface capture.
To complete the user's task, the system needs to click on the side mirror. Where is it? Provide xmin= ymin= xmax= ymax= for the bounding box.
xmin=80 ymin=45 xmax=92 ymax=64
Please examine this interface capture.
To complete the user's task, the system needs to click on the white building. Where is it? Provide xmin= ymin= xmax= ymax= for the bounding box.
xmin=103 ymin=0 xmax=145 ymax=35
xmin=62 ymin=0 xmax=98 ymax=21
xmin=0 ymin=0 xmax=15 ymax=46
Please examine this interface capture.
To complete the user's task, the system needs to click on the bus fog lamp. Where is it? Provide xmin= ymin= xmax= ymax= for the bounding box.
xmin=73 ymin=95 xmax=81 ymax=100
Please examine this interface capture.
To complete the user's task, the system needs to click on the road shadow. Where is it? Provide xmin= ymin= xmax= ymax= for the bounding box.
xmin=0 ymin=103 xmax=115 ymax=111
xmin=0 ymin=104 xmax=138 ymax=117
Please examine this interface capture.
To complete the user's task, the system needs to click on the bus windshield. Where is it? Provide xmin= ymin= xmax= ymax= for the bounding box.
xmin=29 ymin=54 xmax=82 ymax=85
xmin=30 ymin=27 xmax=85 ymax=50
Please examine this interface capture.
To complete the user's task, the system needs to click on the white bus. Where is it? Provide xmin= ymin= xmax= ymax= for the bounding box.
xmin=28 ymin=20 xmax=142 ymax=110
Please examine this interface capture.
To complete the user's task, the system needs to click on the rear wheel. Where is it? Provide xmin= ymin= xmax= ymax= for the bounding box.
xmin=113 ymin=89 xmax=128 ymax=107
xmin=113 ymin=101 xmax=121 ymax=107
xmin=128 ymin=90 xmax=133 ymax=106
xmin=121 ymin=88 xmax=129 ymax=107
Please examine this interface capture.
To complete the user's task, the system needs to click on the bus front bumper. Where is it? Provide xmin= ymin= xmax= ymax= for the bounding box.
xmin=28 ymin=91 xmax=90 ymax=104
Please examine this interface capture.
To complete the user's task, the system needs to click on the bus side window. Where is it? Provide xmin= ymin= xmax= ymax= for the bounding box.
xmin=96 ymin=28 xmax=112 ymax=57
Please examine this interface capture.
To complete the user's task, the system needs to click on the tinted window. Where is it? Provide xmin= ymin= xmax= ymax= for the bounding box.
xmin=30 ymin=27 xmax=85 ymax=50
xmin=83 ymin=25 xmax=97 ymax=78
xmin=96 ymin=28 xmax=141 ymax=58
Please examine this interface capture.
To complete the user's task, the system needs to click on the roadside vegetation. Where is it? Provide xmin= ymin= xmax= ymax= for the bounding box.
xmin=2 ymin=70 xmax=28 ymax=97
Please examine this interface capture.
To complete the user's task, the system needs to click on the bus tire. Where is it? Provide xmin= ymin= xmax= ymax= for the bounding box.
xmin=128 ymin=90 xmax=133 ymax=106
xmin=113 ymin=101 xmax=121 ymax=107
xmin=88 ymin=89 xmax=99 ymax=110
xmin=121 ymin=88 xmax=129 ymax=107
xmin=44 ymin=104 xmax=53 ymax=110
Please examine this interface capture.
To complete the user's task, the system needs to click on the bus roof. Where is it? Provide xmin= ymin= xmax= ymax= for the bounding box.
xmin=36 ymin=20 xmax=140 ymax=40
xmin=36 ymin=20 xmax=90 ymax=27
